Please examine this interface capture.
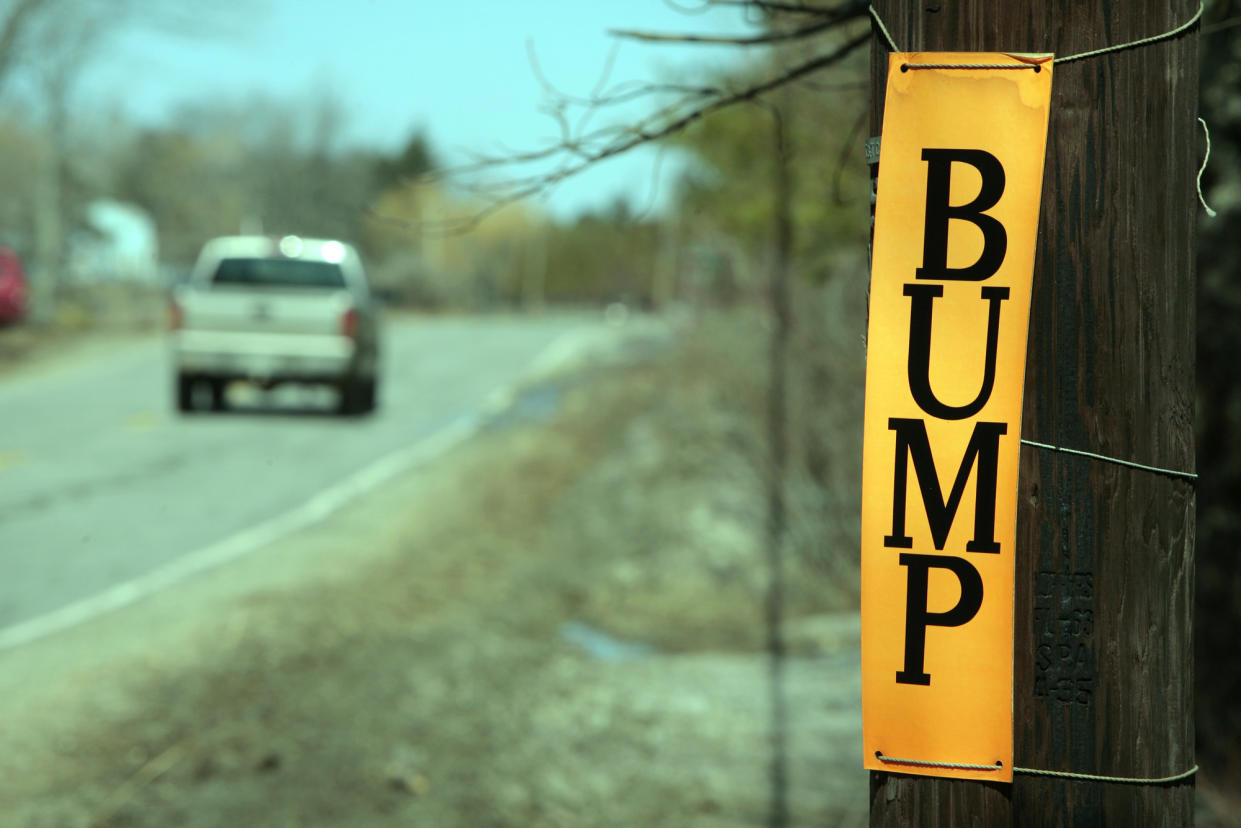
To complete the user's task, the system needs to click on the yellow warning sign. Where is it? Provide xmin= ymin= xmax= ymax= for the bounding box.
xmin=860 ymin=52 xmax=1053 ymax=782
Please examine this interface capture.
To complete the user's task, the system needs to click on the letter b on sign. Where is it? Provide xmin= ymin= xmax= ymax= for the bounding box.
xmin=916 ymin=149 xmax=1007 ymax=282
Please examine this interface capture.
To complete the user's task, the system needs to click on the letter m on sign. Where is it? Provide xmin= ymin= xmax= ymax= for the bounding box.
xmin=885 ymin=418 xmax=1006 ymax=553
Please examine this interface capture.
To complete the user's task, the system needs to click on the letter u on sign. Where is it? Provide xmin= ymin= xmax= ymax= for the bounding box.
xmin=859 ymin=53 xmax=1052 ymax=783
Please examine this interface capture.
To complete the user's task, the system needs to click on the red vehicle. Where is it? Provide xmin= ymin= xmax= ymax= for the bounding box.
xmin=0 ymin=246 xmax=27 ymax=325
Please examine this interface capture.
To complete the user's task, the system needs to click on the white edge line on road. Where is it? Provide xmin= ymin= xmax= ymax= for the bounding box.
xmin=0 ymin=326 xmax=601 ymax=653
xmin=0 ymin=415 xmax=479 ymax=653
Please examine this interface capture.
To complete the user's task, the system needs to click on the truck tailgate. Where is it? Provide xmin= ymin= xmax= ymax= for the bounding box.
xmin=177 ymin=287 xmax=353 ymax=337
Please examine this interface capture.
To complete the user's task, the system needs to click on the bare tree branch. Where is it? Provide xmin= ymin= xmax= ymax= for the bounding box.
xmin=662 ymin=0 xmax=715 ymax=15
xmin=593 ymin=82 xmax=725 ymax=107
xmin=610 ymin=2 xmax=865 ymax=46
xmin=609 ymin=21 xmax=826 ymax=45
xmin=704 ymin=0 xmax=856 ymax=13
xmin=377 ymin=28 xmax=869 ymax=236
xmin=370 ymin=0 xmax=871 ymax=236
xmin=524 ymin=39 xmax=725 ymax=110
xmin=795 ymin=78 xmax=866 ymax=92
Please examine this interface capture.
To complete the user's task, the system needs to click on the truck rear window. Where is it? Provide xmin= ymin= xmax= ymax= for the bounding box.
xmin=211 ymin=258 xmax=346 ymax=289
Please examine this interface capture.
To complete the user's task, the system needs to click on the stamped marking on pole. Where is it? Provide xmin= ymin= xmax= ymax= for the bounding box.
xmin=860 ymin=52 xmax=1053 ymax=783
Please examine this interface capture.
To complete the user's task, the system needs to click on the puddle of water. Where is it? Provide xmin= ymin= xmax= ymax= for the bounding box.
xmin=559 ymin=620 xmax=655 ymax=663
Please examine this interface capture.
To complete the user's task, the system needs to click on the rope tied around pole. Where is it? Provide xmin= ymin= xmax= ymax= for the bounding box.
xmin=1015 ymin=764 xmax=1200 ymax=785
xmin=868 ymin=2 xmax=1204 ymax=65
xmin=875 ymin=752 xmax=1200 ymax=784
xmin=901 ymin=62 xmax=1041 ymax=71
xmin=1198 ymin=117 xmax=1219 ymax=217
xmin=1019 ymin=439 xmax=1197 ymax=482
xmin=875 ymin=752 xmax=1001 ymax=772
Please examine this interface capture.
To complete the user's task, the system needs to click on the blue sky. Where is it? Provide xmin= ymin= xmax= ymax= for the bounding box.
xmin=78 ymin=1 xmax=757 ymax=218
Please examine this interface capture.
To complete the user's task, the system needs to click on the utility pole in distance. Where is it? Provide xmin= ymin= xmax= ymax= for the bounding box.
xmin=867 ymin=2 xmax=1198 ymax=826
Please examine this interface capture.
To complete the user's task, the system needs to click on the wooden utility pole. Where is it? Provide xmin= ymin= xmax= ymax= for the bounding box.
xmin=867 ymin=2 xmax=1198 ymax=825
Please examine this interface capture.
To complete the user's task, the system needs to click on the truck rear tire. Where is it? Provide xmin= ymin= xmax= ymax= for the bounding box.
xmin=176 ymin=374 xmax=195 ymax=413
xmin=357 ymin=378 xmax=377 ymax=414
xmin=337 ymin=380 xmax=358 ymax=416
xmin=209 ymin=379 xmax=228 ymax=412
xmin=338 ymin=377 xmax=377 ymax=416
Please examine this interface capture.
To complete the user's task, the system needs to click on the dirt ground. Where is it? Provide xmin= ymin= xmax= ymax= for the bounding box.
xmin=0 ymin=307 xmax=869 ymax=827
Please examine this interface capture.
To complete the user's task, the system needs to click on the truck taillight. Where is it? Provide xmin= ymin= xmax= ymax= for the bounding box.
xmin=169 ymin=300 xmax=183 ymax=331
xmin=341 ymin=307 xmax=358 ymax=340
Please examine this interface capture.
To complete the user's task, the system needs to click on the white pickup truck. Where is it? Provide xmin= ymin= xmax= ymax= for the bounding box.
xmin=170 ymin=235 xmax=380 ymax=415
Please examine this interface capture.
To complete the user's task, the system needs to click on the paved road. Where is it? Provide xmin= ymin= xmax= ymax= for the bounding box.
xmin=0 ymin=314 xmax=598 ymax=633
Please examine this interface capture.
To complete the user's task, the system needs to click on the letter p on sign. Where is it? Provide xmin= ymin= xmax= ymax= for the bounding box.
xmin=860 ymin=53 xmax=1052 ymax=782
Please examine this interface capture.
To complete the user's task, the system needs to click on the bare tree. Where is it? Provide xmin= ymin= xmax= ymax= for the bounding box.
xmin=24 ymin=2 xmax=108 ymax=321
